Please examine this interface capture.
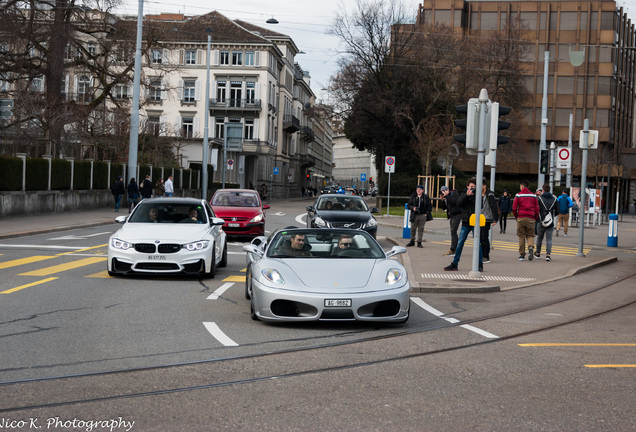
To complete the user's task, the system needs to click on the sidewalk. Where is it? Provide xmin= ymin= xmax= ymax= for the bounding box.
xmin=378 ymin=214 xmax=634 ymax=292
xmin=0 ymin=205 xmax=633 ymax=292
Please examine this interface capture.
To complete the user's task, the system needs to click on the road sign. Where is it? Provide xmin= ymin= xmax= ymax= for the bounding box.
xmin=227 ymin=159 xmax=234 ymax=170
xmin=556 ymin=146 xmax=571 ymax=169
xmin=273 ymin=167 xmax=279 ymax=175
xmin=360 ymin=173 xmax=366 ymax=182
xmin=385 ymin=156 xmax=395 ymax=173
xmin=579 ymin=130 xmax=599 ymax=149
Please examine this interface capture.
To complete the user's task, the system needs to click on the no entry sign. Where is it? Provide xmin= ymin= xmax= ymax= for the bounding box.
xmin=556 ymin=146 xmax=571 ymax=169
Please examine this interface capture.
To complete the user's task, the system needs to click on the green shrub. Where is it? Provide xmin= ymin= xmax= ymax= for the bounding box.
xmin=25 ymin=158 xmax=49 ymax=191
xmin=51 ymin=159 xmax=71 ymax=190
xmin=0 ymin=156 xmax=24 ymax=191
xmin=73 ymin=160 xmax=91 ymax=190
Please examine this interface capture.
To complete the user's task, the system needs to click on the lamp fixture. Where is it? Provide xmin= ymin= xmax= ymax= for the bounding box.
xmin=266 ymin=17 xmax=279 ymax=24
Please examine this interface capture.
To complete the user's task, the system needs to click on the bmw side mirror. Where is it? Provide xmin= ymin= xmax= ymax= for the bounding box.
xmin=115 ymin=215 xmax=128 ymax=224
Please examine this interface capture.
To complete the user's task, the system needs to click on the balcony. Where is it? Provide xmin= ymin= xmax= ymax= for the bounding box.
xmin=209 ymin=98 xmax=261 ymax=114
xmin=300 ymin=125 xmax=314 ymax=142
xmin=283 ymin=114 xmax=300 ymax=133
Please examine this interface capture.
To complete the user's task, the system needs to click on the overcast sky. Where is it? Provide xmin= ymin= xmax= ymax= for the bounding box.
xmin=117 ymin=0 xmax=636 ymax=100
xmin=116 ymin=0 xmax=425 ymax=100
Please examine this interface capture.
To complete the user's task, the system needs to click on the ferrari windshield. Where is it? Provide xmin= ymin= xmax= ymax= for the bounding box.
xmin=266 ymin=229 xmax=384 ymax=259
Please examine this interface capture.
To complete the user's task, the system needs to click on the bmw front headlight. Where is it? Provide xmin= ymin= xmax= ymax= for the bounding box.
xmin=111 ymin=238 xmax=133 ymax=250
xmin=184 ymin=240 xmax=210 ymax=251
xmin=262 ymin=268 xmax=285 ymax=284
xmin=385 ymin=268 xmax=403 ymax=285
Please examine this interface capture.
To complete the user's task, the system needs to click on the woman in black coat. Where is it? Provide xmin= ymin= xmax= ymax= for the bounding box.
xmin=497 ymin=189 xmax=512 ymax=234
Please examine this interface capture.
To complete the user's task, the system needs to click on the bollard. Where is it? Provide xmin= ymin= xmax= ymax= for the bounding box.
xmin=403 ymin=203 xmax=411 ymax=239
xmin=607 ymin=213 xmax=618 ymax=247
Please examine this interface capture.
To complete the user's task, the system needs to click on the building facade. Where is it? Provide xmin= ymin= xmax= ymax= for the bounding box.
xmin=332 ymin=135 xmax=377 ymax=191
xmin=415 ymin=0 xmax=636 ymax=212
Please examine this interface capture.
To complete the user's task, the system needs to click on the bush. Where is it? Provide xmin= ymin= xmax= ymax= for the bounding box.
xmin=0 ymin=156 xmax=25 ymax=191
xmin=51 ymin=159 xmax=71 ymax=190
xmin=73 ymin=160 xmax=92 ymax=190
xmin=25 ymin=158 xmax=49 ymax=191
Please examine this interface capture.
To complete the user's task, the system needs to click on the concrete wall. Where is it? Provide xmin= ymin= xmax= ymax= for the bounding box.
xmin=0 ymin=189 xmax=203 ymax=217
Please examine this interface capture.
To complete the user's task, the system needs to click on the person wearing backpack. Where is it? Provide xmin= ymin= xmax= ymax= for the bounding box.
xmin=556 ymin=189 xmax=574 ymax=236
xmin=535 ymin=184 xmax=557 ymax=262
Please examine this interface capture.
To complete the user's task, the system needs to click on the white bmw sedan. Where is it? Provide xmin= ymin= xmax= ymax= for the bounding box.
xmin=107 ymin=198 xmax=227 ymax=277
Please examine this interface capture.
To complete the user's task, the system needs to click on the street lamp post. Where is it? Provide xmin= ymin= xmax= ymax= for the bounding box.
xmin=202 ymin=33 xmax=211 ymax=200
xmin=127 ymin=0 xmax=144 ymax=181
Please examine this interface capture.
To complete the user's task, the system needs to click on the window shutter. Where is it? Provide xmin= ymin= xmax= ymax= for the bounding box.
xmin=254 ymin=118 xmax=260 ymax=139
xmin=193 ymin=117 xmax=200 ymax=136
xmin=195 ymin=80 xmax=201 ymax=101
xmin=179 ymin=49 xmax=185 ymax=65
xmin=213 ymin=50 xmax=219 ymax=66
xmin=64 ymin=75 xmax=69 ymax=99
xmin=163 ymin=49 xmax=169 ymax=65
xmin=161 ymin=79 xmax=167 ymax=100
xmin=255 ymin=51 xmax=260 ymax=67
xmin=196 ymin=49 xmax=203 ymax=65
xmin=177 ymin=79 xmax=183 ymax=100
xmin=159 ymin=115 xmax=167 ymax=136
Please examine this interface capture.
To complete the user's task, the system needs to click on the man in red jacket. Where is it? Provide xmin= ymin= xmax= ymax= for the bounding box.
xmin=512 ymin=179 xmax=539 ymax=261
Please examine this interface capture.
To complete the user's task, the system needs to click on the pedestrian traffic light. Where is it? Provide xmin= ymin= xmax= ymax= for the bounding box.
xmin=539 ymin=149 xmax=549 ymax=174
xmin=489 ymin=103 xmax=511 ymax=149
xmin=453 ymin=99 xmax=479 ymax=152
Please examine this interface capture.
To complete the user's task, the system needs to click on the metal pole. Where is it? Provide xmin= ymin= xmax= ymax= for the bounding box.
xmin=538 ymin=51 xmax=549 ymax=187
xmin=222 ymin=125 xmax=227 ymax=188
xmin=567 ymin=113 xmax=573 ymax=188
xmin=549 ymin=141 xmax=556 ymax=192
xmin=577 ymin=119 xmax=589 ymax=257
xmin=470 ymin=88 xmax=489 ymax=278
xmin=488 ymin=150 xmax=496 ymax=249
xmin=127 ymin=0 xmax=144 ymax=180
xmin=386 ymin=171 xmax=391 ymax=217
xmin=202 ymin=34 xmax=211 ymax=200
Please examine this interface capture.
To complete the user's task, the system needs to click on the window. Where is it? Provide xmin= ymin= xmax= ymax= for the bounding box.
xmin=215 ymin=117 xmax=225 ymax=138
xmin=230 ymin=81 xmax=242 ymax=107
xmin=150 ymin=79 xmax=162 ymax=102
xmin=185 ymin=49 xmax=197 ymax=65
xmin=64 ymin=44 xmax=73 ymax=60
xmin=216 ymin=80 xmax=226 ymax=102
xmin=183 ymin=80 xmax=196 ymax=103
xmin=182 ymin=116 xmax=194 ymax=138
xmin=152 ymin=49 xmax=162 ymax=64
xmin=87 ymin=43 xmax=96 ymax=57
xmin=219 ymin=50 xmax=229 ymax=65
xmin=245 ymin=51 xmax=255 ymax=66
xmin=232 ymin=51 xmax=242 ymax=65
xmin=147 ymin=116 xmax=161 ymax=136
xmin=114 ymin=83 xmax=128 ymax=99
xmin=246 ymin=82 xmax=255 ymax=104
xmin=480 ymin=12 xmax=498 ymax=30
xmin=434 ymin=10 xmax=451 ymax=26
xmin=77 ymin=76 xmax=91 ymax=102
xmin=244 ymin=118 xmax=254 ymax=139
xmin=0 ymin=73 xmax=9 ymax=92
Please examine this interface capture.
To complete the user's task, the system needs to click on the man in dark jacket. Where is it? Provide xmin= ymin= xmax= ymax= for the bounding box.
xmin=479 ymin=182 xmax=499 ymax=263
xmin=111 ymin=175 xmax=125 ymax=212
xmin=512 ymin=179 xmax=540 ymax=261
xmin=444 ymin=178 xmax=484 ymax=272
xmin=406 ymin=185 xmax=432 ymax=248
xmin=534 ymin=184 xmax=557 ymax=261
xmin=141 ymin=174 xmax=153 ymax=199
xmin=439 ymin=185 xmax=461 ymax=256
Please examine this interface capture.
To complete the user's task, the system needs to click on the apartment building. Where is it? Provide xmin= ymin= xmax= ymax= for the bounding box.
xmin=413 ymin=0 xmax=636 ymax=211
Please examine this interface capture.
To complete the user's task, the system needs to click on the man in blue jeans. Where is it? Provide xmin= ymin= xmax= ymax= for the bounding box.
xmin=444 ymin=177 xmax=483 ymax=272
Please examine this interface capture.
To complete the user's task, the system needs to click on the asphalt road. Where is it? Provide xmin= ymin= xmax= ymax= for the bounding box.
xmin=0 ymin=199 xmax=635 ymax=431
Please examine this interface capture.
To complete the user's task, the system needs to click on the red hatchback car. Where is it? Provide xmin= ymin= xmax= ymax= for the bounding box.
xmin=210 ymin=189 xmax=270 ymax=238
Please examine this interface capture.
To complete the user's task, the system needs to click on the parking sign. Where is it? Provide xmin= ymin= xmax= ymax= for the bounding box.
xmin=385 ymin=156 xmax=395 ymax=173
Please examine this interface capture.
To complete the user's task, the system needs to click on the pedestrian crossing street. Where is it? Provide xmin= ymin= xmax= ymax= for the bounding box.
xmin=430 ymin=239 xmax=592 ymax=257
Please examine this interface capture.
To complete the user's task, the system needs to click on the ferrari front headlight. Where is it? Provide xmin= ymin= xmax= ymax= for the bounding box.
xmin=184 ymin=240 xmax=210 ymax=251
xmin=262 ymin=268 xmax=285 ymax=284
xmin=385 ymin=268 xmax=403 ymax=285
xmin=111 ymin=238 xmax=133 ymax=250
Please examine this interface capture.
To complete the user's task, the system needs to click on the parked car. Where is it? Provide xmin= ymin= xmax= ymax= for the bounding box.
xmin=306 ymin=194 xmax=379 ymax=238
xmin=243 ymin=228 xmax=410 ymax=323
xmin=210 ymin=189 xmax=270 ymax=239
xmin=107 ymin=198 xmax=227 ymax=277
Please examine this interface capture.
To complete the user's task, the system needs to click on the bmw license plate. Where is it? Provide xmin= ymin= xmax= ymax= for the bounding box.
xmin=148 ymin=255 xmax=165 ymax=260
xmin=228 ymin=223 xmax=240 ymax=227
xmin=325 ymin=299 xmax=351 ymax=307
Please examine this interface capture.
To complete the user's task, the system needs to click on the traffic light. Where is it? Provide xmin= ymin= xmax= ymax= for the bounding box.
xmin=489 ymin=103 xmax=511 ymax=149
xmin=539 ymin=149 xmax=549 ymax=174
xmin=306 ymin=170 xmax=310 ymax=181
xmin=453 ymin=98 xmax=479 ymax=152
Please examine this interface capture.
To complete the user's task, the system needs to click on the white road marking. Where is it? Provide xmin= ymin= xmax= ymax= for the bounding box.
xmin=294 ymin=213 xmax=306 ymax=226
xmin=207 ymin=282 xmax=234 ymax=300
xmin=203 ymin=322 xmax=238 ymax=347
xmin=271 ymin=212 xmax=286 ymax=216
xmin=49 ymin=232 xmax=112 ymax=240
xmin=410 ymin=297 xmax=499 ymax=339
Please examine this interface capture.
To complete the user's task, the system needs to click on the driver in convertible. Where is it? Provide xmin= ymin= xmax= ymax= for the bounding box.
xmin=277 ymin=233 xmax=313 ymax=257
xmin=331 ymin=234 xmax=353 ymax=255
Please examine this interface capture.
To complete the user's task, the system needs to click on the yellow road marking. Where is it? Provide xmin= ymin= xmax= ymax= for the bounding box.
xmin=19 ymin=257 xmax=107 ymax=276
xmin=56 ymin=244 xmax=108 ymax=256
xmin=223 ymin=275 xmax=246 ymax=282
xmin=85 ymin=270 xmax=111 ymax=278
xmin=0 ymin=256 xmax=56 ymax=269
xmin=519 ymin=343 xmax=636 ymax=347
xmin=585 ymin=365 xmax=636 ymax=368
xmin=1 ymin=277 xmax=58 ymax=294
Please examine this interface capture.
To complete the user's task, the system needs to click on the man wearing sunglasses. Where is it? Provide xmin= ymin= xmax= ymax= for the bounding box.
xmin=332 ymin=234 xmax=353 ymax=255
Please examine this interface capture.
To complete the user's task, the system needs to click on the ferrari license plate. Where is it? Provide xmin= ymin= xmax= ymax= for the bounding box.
xmin=325 ymin=299 xmax=351 ymax=307
xmin=228 ymin=223 xmax=240 ymax=227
